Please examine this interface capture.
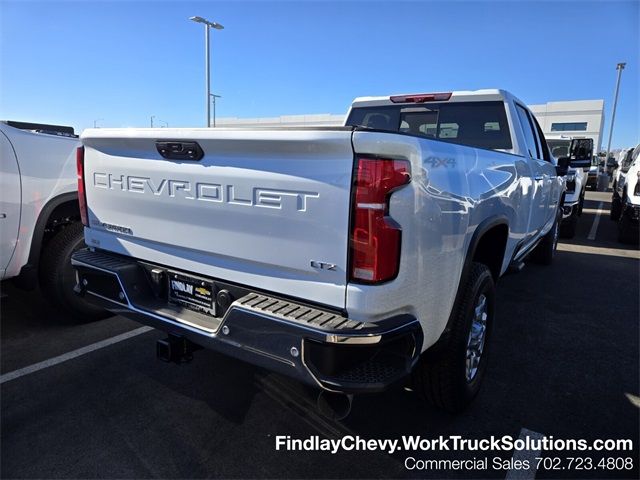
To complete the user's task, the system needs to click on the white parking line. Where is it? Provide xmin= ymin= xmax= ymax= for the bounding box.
xmin=505 ymin=428 xmax=545 ymax=479
xmin=587 ymin=202 xmax=604 ymax=240
xmin=0 ymin=326 xmax=154 ymax=385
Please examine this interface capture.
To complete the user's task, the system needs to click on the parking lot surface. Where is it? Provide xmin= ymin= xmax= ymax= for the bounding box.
xmin=1 ymin=191 xmax=638 ymax=479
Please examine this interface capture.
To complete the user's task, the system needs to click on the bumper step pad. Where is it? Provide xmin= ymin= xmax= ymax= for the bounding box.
xmin=238 ymin=293 xmax=372 ymax=332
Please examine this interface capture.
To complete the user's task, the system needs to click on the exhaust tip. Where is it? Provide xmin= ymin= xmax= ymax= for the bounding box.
xmin=316 ymin=391 xmax=353 ymax=421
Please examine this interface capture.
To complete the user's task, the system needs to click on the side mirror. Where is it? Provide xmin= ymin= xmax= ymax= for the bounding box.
xmin=569 ymin=138 xmax=594 ymax=169
xmin=556 ymin=156 xmax=570 ymax=176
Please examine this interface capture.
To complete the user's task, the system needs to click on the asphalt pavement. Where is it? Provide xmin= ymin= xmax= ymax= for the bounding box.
xmin=1 ymin=190 xmax=638 ymax=479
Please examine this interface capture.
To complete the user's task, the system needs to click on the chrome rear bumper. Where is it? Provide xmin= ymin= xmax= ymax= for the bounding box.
xmin=71 ymin=248 xmax=422 ymax=393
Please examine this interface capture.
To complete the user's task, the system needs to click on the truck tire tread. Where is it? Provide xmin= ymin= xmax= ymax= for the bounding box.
xmin=530 ymin=209 xmax=560 ymax=265
xmin=39 ymin=222 xmax=111 ymax=321
xmin=559 ymin=212 xmax=577 ymax=239
xmin=618 ymin=213 xmax=638 ymax=244
xmin=610 ymin=195 xmax=622 ymax=221
xmin=413 ymin=262 xmax=495 ymax=412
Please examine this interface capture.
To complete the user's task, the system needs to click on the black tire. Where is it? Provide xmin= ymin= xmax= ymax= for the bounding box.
xmin=618 ymin=210 xmax=638 ymax=244
xmin=39 ymin=222 xmax=111 ymax=321
xmin=559 ymin=211 xmax=577 ymax=239
xmin=412 ymin=262 xmax=495 ymax=413
xmin=577 ymin=192 xmax=584 ymax=216
xmin=530 ymin=209 xmax=560 ymax=265
xmin=610 ymin=194 xmax=622 ymax=221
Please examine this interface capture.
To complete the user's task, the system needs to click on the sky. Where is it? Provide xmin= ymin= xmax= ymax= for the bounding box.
xmin=1 ymin=0 xmax=638 ymax=148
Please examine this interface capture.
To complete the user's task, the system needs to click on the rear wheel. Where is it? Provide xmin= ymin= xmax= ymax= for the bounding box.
xmin=559 ymin=210 xmax=577 ymax=239
xmin=610 ymin=194 xmax=622 ymax=221
xmin=618 ymin=209 xmax=638 ymax=244
xmin=412 ymin=262 xmax=495 ymax=412
xmin=39 ymin=222 xmax=111 ymax=321
xmin=530 ymin=209 xmax=560 ymax=265
xmin=577 ymin=192 xmax=584 ymax=216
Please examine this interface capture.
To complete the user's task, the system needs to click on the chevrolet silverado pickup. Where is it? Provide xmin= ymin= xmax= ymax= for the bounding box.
xmin=72 ymin=89 xmax=570 ymax=412
xmin=0 ymin=121 xmax=107 ymax=319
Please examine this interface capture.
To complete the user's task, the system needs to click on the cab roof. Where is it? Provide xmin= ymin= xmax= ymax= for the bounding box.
xmin=350 ymin=89 xmax=518 ymax=108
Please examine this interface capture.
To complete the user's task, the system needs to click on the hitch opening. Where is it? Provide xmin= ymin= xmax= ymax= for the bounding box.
xmin=157 ymin=335 xmax=202 ymax=364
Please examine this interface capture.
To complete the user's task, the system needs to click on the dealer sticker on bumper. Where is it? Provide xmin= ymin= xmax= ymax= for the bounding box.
xmin=168 ymin=272 xmax=217 ymax=317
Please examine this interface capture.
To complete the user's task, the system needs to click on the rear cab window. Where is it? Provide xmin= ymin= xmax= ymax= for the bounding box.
xmin=515 ymin=103 xmax=542 ymax=160
xmin=345 ymin=101 xmax=513 ymax=152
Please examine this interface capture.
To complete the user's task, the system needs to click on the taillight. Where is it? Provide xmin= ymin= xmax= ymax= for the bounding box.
xmin=390 ymin=92 xmax=452 ymax=103
xmin=76 ymin=146 xmax=88 ymax=226
xmin=350 ymin=157 xmax=411 ymax=283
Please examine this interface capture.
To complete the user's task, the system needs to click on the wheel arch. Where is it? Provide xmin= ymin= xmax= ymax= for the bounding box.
xmin=425 ymin=215 xmax=508 ymax=354
xmin=14 ymin=192 xmax=80 ymax=289
xmin=466 ymin=217 xmax=510 ymax=282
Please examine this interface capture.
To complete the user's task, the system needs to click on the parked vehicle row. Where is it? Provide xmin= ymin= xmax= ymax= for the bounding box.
xmin=546 ymin=136 xmax=593 ymax=238
xmin=70 ymin=89 xmax=573 ymax=414
xmin=611 ymin=144 xmax=640 ymax=243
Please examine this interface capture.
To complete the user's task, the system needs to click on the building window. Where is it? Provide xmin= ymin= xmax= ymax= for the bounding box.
xmin=550 ymin=122 xmax=588 ymax=131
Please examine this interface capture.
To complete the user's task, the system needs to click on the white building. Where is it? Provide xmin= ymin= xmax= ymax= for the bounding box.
xmin=216 ymin=113 xmax=344 ymax=128
xmin=529 ymin=99 xmax=605 ymax=152
xmin=217 ymin=99 xmax=605 ymax=151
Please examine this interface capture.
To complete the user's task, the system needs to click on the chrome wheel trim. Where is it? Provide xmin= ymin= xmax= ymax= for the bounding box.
xmin=466 ymin=294 xmax=488 ymax=382
xmin=553 ymin=218 xmax=559 ymax=251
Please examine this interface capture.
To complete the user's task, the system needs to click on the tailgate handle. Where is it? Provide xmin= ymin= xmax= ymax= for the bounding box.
xmin=156 ymin=141 xmax=204 ymax=161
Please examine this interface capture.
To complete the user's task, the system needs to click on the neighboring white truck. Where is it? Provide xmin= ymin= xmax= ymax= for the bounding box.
xmin=546 ymin=136 xmax=594 ymax=238
xmin=0 ymin=121 xmax=106 ymax=319
xmin=72 ymin=89 xmax=569 ymax=412
xmin=612 ymin=147 xmax=634 ymax=193
xmin=611 ymin=144 xmax=640 ymax=243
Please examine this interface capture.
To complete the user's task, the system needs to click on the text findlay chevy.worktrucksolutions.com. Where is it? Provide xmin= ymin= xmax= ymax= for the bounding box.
xmin=274 ymin=435 xmax=634 ymax=455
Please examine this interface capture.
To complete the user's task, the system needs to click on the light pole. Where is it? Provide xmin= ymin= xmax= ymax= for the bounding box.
xmin=598 ymin=62 xmax=626 ymax=191
xmin=93 ymin=118 xmax=103 ymax=128
xmin=150 ymin=115 xmax=155 ymax=128
xmin=190 ymin=16 xmax=224 ymax=127
xmin=210 ymin=94 xmax=221 ymax=127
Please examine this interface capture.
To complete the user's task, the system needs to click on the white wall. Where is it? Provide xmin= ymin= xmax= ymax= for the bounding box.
xmin=529 ymin=100 xmax=605 ymax=152
xmin=216 ymin=113 xmax=345 ymax=127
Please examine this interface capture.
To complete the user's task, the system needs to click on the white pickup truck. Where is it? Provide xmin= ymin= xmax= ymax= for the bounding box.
xmin=0 ymin=121 xmax=107 ymax=319
xmin=72 ymin=89 xmax=570 ymax=412
xmin=546 ymin=136 xmax=594 ymax=238
xmin=611 ymin=144 xmax=640 ymax=243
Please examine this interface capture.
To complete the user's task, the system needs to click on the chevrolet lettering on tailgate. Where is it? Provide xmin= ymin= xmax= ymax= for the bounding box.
xmin=93 ymin=173 xmax=319 ymax=211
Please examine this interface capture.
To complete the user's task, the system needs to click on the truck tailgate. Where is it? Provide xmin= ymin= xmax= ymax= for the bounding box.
xmin=80 ymin=128 xmax=355 ymax=309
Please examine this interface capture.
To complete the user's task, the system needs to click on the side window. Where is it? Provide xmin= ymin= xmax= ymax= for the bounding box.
xmin=531 ymin=114 xmax=551 ymax=162
xmin=515 ymin=104 xmax=540 ymax=159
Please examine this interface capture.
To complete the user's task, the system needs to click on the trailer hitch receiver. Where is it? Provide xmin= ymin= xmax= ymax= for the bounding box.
xmin=157 ymin=334 xmax=202 ymax=364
